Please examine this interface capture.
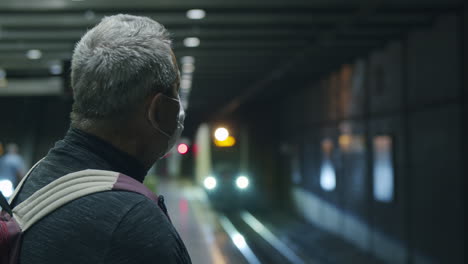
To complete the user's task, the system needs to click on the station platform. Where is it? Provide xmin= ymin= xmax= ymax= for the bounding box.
xmin=157 ymin=180 xmax=383 ymax=264
xmin=159 ymin=180 xmax=245 ymax=264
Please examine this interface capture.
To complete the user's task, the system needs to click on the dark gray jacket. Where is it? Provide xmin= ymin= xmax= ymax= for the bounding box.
xmin=12 ymin=128 xmax=191 ymax=264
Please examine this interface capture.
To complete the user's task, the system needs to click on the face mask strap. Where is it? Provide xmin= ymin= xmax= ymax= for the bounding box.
xmin=159 ymin=93 xmax=181 ymax=104
xmin=148 ymin=93 xmax=183 ymax=139
xmin=153 ymin=123 xmax=172 ymax=138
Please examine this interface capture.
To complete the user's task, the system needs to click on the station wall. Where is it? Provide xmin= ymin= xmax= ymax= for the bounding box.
xmin=0 ymin=97 xmax=72 ymax=167
xmin=280 ymin=14 xmax=465 ymax=264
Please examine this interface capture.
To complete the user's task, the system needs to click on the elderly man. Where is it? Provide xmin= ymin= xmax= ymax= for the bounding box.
xmin=10 ymin=15 xmax=191 ymax=263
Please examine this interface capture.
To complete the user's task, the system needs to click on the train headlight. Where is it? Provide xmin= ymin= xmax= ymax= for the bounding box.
xmin=0 ymin=179 xmax=13 ymax=198
xmin=236 ymin=176 xmax=249 ymax=189
xmin=204 ymin=176 xmax=217 ymax=190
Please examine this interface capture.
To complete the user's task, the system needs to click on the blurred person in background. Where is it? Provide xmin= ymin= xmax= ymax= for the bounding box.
xmin=0 ymin=143 xmax=25 ymax=186
xmin=0 ymin=141 xmax=5 ymax=199
xmin=9 ymin=14 xmax=191 ymax=264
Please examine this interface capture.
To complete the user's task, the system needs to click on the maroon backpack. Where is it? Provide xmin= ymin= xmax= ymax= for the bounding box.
xmin=0 ymin=168 xmax=169 ymax=264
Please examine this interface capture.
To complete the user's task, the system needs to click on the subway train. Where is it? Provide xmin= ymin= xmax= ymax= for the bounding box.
xmin=194 ymin=123 xmax=258 ymax=210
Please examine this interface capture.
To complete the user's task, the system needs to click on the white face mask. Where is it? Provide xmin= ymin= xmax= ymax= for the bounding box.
xmin=153 ymin=95 xmax=185 ymax=156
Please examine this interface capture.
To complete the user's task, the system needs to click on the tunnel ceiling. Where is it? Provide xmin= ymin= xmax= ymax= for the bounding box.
xmin=0 ymin=0 xmax=462 ymax=129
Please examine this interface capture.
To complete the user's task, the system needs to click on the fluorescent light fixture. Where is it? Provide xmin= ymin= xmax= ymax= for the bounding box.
xmin=49 ymin=64 xmax=63 ymax=75
xmin=26 ymin=49 xmax=42 ymax=60
xmin=186 ymin=9 xmax=206 ymax=20
xmin=184 ymin=37 xmax=200 ymax=47
xmin=182 ymin=63 xmax=195 ymax=74
xmin=181 ymin=56 xmax=195 ymax=64
xmin=180 ymin=79 xmax=192 ymax=90
xmin=181 ymin=73 xmax=192 ymax=81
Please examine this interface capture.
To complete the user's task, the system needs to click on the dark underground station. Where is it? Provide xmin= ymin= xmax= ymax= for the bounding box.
xmin=0 ymin=0 xmax=467 ymax=263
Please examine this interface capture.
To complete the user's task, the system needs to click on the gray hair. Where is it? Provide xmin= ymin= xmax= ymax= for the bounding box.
xmin=70 ymin=14 xmax=178 ymax=124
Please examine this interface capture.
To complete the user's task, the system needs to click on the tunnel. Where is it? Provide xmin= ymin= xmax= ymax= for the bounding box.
xmin=0 ymin=0 xmax=467 ymax=263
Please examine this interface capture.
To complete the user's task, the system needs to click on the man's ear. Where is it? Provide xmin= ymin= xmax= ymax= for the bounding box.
xmin=147 ymin=93 xmax=178 ymax=134
xmin=147 ymin=93 xmax=163 ymax=129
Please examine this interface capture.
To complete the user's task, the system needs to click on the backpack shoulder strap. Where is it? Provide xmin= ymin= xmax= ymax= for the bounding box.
xmin=8 ymin=158 xmax=44 ymax=204
xmin=12 ymin=170 xmax=159 ymax=232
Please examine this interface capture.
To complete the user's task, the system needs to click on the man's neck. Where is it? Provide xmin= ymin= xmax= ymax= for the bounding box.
xmin=66 ymin=127 xmax=148 ymax=181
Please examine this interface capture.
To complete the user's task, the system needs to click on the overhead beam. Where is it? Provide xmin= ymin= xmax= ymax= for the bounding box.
xmin=0 ymin=0 xmax=356 ymax=11
xmin=0 ymin=42 xmax=73 ymax=51
xmin=0 ymin=12 xmax=433 ymax=28
xmin=0 ymin=13 xmax=353 ymax=28
xmin=0 ymin=52 xmax=71 ymax=61
xmin=0 ymin=60 xmax=60 ymax=70
xmin=0 ymin=0 xmax=460 ymax=12
xmin=0 ymin=36 xmax=390 ymax=51
xmin=0 ymin=77 xmax=63 ymax=96
xmin=0 ymin=27 xmax=408 ymax=41
xmin=0 ymin=50 xmax=292 ymax=65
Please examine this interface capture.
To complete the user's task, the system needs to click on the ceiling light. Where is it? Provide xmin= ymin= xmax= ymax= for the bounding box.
xmin=49 ymin=64 xmax=63 ymax=75
xmin=181 ymin=56 xmax=195 ymax=64
xmin=26 ymin=49 xmax=42 ymax=60
xmin=84 ymin=10 xmax=95 ymax=20
xmin=186 ymin=9 xmax=206 ymax=20
xmin=184 ymin=37 xmax=200 ymax=47
xmin=180 ymin=79 xmax=192 ymax=90
xmin=182 ymin=63 xmax=195 ymax=74
xmin=181 ymin=74 xmax=192 ymax=80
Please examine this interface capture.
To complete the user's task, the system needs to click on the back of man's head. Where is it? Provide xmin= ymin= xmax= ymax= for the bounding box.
xmin=70 ymin=14 xmax=178 ymax=126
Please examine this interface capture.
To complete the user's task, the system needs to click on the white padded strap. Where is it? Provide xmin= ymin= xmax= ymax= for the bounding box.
xmin=12 ymin=169 xmax=120 ymax=231
xmin=9 ymin=158 xmax=44 ymax=203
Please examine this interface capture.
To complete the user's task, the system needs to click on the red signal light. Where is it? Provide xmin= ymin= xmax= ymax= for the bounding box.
xmin=177 ymin=143 xmax=189 ymax=155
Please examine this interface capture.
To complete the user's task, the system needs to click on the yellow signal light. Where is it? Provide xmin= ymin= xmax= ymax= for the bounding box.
xmin=214 ymin=136 xmax=236 ymax=147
